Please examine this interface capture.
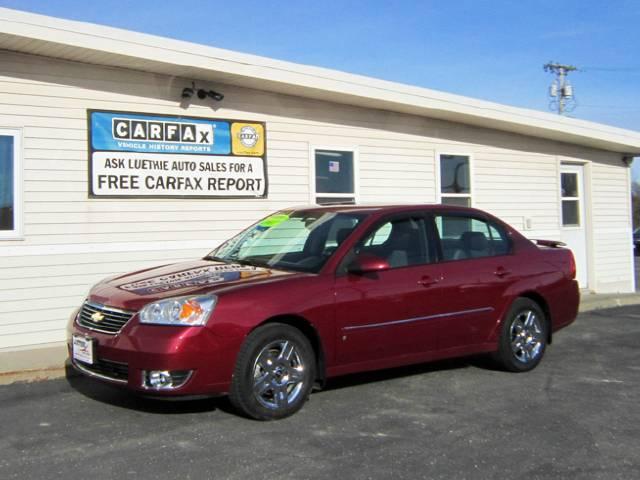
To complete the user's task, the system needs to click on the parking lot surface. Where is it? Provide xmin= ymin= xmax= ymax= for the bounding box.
xmin=1 ymin=306 xmax=639 ymax=480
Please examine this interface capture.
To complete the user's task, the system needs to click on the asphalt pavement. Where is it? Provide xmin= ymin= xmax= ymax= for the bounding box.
xmin=1 ymin=306 xmax=639 ymax=480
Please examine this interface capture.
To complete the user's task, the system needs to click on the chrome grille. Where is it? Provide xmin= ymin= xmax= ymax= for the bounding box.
xmin=77 ymin=301 xmax=134 ymax=334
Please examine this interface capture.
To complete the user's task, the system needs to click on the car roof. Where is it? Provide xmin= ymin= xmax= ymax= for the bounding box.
xmin=287 ymin=203 xmax=490 ymax=216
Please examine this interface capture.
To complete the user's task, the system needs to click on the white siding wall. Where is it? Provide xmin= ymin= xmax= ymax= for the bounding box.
xmin=474 ymin=151 xmax=560 ymax=238
xmin=0 ymin=51 xmax=634 ymax=357
xmin=589 ymin=156 xmax=635 ymax=292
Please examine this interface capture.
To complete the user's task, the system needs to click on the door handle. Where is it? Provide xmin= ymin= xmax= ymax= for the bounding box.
xmin=418 ymin=276 xmax=440 ymax=287
xmin=494 ymin=267 xmax=512 ymax=278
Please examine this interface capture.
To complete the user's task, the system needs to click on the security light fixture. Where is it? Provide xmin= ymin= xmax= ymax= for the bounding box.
xmin=208 ymin=90 xmax=225 ymax=101
xmin=181 ymin=82 xmax=224 ymax=103
xmin=181 ymin=82 xmax=195 ymax=99
xmin=197 ymin=89 xmax=224 ymax=102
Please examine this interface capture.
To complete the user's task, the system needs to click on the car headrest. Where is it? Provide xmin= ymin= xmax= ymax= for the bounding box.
xmin=335 ymin=228 xmax=353 ymax=245
xmin=461 ymin=231 xmax=488 ymax=251
xmin=388 ymin=220 xmax=418 ymax=239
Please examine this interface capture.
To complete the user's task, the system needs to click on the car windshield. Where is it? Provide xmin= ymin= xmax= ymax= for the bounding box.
xmin=207 ymin=210 xmax=365 ymax=273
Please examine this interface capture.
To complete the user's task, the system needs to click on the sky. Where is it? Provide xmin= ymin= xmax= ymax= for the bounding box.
xmin=1 ymin=0 xmax=639 ymax=180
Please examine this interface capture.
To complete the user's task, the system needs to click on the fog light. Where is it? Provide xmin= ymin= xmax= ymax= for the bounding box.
xmin=143 ymin=370 xmax=192 ymax=390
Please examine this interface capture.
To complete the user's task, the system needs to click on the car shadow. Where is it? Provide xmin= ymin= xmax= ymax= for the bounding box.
xmin=319 ymin=354 xmax=499 ymax=393
xmin=65 ymin=355 xmax=499 ymax=415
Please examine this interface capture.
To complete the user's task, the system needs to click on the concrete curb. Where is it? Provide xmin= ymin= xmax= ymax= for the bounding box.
xmin=0 ymin=367 xmax=66 ymax=386
xmin=579 ymin=293 xmax=640 ymax=313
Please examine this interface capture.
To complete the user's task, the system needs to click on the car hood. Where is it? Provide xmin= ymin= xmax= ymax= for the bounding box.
xmin=88 ymin=259 xmax=305 ymax=311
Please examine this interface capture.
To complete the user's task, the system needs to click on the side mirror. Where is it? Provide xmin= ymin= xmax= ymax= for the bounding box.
xmin=348 ymin=253 xmax=390 ymax=274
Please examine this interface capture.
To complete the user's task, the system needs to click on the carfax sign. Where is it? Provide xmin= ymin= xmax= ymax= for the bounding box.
xmin=88 ymin=110 xmax=267 ymax=198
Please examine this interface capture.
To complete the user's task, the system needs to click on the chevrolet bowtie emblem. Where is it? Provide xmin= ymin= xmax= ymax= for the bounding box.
xmin=91 ymin=311 xmax=105 ymax=322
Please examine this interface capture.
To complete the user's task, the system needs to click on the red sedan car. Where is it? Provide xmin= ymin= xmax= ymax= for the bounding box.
xmin=68 ymin=205 xmax=579 ymax=420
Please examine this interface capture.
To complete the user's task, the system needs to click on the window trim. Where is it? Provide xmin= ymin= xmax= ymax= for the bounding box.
xmin=0 ymin=128 xmax=23 ymax=240
xmin=435 ymin=151 xmax=474 ymax=206
xmin=309 ymin=145 xmax=359 ymax=205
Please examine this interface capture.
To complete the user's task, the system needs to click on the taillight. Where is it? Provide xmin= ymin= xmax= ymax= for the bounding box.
xmin=568 ymin=251 xmax=576 ymax=280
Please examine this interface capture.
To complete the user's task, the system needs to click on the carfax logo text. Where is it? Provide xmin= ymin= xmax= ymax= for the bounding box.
xmin=112 ymin=118 xmax=214 ymax=144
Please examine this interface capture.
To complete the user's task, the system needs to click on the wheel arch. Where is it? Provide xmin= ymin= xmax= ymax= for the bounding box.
xmin=254 ymin=314 xmax=327 ymax=387
xmin=518 ymin=291 xmax=553 ymax=344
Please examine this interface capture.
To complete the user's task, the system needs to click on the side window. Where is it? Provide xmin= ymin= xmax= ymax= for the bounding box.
xmin=488 ymin=224 xmax=510 ymax=255
xmin=358 ymin=217 xmax=431 ymax=268
xmin=363 ymin=222 xmax=392 ymax=246
xmin=435 ymin=215 xmax=510 ymax=260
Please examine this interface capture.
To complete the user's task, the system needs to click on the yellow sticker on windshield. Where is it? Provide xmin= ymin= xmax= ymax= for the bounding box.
xmin=259 ymin=214 xmax=290 ymax=228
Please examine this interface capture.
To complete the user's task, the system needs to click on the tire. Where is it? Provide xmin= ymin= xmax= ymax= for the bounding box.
xmin=229 ymin=323 xmax=316 ymax=420
xmin=493 ymin=298 xmax=548 ymax=372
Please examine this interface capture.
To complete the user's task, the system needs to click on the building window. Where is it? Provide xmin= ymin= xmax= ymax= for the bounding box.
xmin=560 ymin=172 xmax=580 ymax=226
xmin=313 ymin=149 xmax=356 ymax=205
xmin=439 ymin=154 xmax=471 ymax=206
xmin=0 ymin=129 xmax=21 ymax=239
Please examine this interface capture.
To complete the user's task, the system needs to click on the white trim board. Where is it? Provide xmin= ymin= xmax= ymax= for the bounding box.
xmin=0 ymin=239 xmax=216 ymax=257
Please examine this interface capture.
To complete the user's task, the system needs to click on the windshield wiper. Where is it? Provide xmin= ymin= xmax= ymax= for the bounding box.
xmin=203 ymin=255 xmax=231 ymax=263
xmin=233 ymin=258 xmax=265 ymax=268
xmin=204 ymin=255 xmax=267 ymax=269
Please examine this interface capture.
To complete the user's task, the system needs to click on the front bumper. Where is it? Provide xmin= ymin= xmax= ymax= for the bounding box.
xmin=67 ymin=310 xmax=240 ymax=396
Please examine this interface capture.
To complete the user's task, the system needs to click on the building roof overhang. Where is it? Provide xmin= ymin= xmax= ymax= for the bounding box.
xmin=1 ymin=7 xmax=639 ymax=155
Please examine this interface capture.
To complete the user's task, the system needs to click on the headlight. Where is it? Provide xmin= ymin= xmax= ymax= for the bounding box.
xmin=139 ymin=295 xmax=217 ymax=326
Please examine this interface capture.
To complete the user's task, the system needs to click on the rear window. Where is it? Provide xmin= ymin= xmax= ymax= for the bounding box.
xmin=435 ymin=215 xmax=510 ymax=261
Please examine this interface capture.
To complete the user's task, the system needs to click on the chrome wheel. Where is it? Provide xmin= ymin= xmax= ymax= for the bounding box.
xmin=252 ymin=340 xmax=307 ymax=410
xmin=510 ymin=309 xmax=544 ymax=364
